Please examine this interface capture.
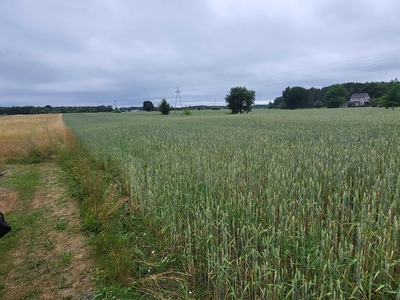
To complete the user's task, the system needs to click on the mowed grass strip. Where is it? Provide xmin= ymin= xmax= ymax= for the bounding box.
xmin=63 ymin=108 xmax=400 ymax=299
xmin=0 ymin=114 xmax=95 ymax=300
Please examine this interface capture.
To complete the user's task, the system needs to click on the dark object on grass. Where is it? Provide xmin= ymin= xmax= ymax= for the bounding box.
xmin=0 ymin=212 xmax=11 ymax=238
xmin=0 ymin=171 xmax=7 ymax=177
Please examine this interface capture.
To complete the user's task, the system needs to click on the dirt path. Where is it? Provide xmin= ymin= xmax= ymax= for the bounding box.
xmin=0 ymin=162 xmax=96 ymax=300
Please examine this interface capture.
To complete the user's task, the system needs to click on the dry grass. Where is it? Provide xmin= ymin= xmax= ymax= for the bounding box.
xmin=0 ymin=114 xmax=70 ymax=163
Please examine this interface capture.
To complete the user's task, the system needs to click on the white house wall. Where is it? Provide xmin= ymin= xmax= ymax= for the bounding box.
xmin=350 ymin=97 xmax=370 ymax=105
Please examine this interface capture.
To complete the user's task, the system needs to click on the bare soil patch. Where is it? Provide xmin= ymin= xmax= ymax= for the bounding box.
xmin=0 ymin=188 xmax=18 ymax=214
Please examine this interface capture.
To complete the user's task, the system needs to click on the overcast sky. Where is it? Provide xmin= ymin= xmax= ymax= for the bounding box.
xmin=1 ymin=0 xmax=400 ymax=107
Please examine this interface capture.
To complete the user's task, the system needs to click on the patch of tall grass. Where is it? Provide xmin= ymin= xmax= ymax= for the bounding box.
xmin=0 ymin=114 xmax=70 ymax=163
xmin=63 ymin=109 xmax=400 ymax=299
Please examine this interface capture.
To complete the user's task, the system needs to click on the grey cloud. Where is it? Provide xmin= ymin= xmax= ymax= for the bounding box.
xmin=1 ymin=0 xmax=400 ymax=107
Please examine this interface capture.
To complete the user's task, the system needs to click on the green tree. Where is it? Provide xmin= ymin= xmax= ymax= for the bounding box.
xmin=324 ymin=84 xmax=348 ymax=108
xmin=313 ymin=101 xmax=324 ymax=109
xmin=282 ymin=86 xmax=309 ymax=109
xmin=384 ymin=79 xmax=400 ymax=110
xmin=269 ymin=96 xmax=285 ymax=109
xmin=143 ymin=101 xmax=155 ymax=112
xmin=158 ymin=98 xmax=171 ymax=115
xmin=371 ymin=96 xmax=386 ymax=107
xmin=225 ymin=86 xmax=255 ymax=114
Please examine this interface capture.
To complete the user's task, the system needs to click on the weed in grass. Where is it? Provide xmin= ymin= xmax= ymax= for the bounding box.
xmin=20 ymin=291 xmax=39 ymax=299
xmin=82 ymin=213 xmax=102 ymax=235
xmin=92 ymin=284 xmax=141 ymax=300
xmin=44 ymin=239 xmax=55 ymax=250
xmin=60 ymin=250 xmax=73 ymax=266
xmin=54 ymin=219 xmax=68 ymax=231
xmin=28 ymin=257 xmax=45 ymax=270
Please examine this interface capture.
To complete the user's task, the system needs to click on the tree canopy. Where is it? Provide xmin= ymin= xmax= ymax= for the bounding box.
xmin=313 ymin=101 xmax=323 ymax=109
xmin=371 ymin=96 xmax=386 ymax=107
xmin=324 ymin=84 xmax=348 ymax=108
xmin=282 ymin=86 xmax=309 ymax=109
xmin=384 ymin=79 xmax=400 ymax=109
xmin=225 ymin=87 xmax=255 ymax=114
xmin=269 ymin=96 xmax=286 ymax=109
xmin=158 ymin=98 xmax=171 ymax=115
xmin=143 ymin=101 xmax=155 ymax=112
xmin=0 ymin=105 xmax=114 ymax=115
xmin=269 ymin=80 xmax=392 ymax=109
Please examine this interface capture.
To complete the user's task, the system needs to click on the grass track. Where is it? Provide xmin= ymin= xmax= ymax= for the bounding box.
xmin=0 ymin=114 xmax=95 ymax=299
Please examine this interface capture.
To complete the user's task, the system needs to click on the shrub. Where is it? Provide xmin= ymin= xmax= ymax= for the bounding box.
xmin=183 ymin=109 xmax=192 ymax=115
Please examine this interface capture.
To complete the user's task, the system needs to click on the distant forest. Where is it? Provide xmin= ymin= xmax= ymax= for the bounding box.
xmin=0 ymin=105 xmax=114 ymax=115
xmin=0 ymin=81 xmax=392 ymax=115
xmin=269 ymin=81 xmax=389 ymax=109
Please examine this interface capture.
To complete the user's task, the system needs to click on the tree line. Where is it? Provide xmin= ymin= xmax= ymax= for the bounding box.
xmin=0 ymin=105 xmax=114 ymax=115
xmin=269 ymin=80 xmax=399 ymax=109
xmin=2 ymin=80 xmax=398 ymax=116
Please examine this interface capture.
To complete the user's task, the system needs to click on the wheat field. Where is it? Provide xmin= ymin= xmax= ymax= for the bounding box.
xmin=63 ymin=108 xmax=400 ymax=299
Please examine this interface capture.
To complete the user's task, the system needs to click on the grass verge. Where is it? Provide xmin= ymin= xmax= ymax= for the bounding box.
xmin=60 ymin=130 xmax=192 ymax=299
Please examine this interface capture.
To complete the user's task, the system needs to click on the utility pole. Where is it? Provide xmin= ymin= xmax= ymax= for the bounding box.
xmin=114 ymin=100 xmax=117 ymax=109
xmin=174 ymin=87 xmax=182 ymax=114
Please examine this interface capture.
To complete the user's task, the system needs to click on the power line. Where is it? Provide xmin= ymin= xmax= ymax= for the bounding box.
xmin=174 ymin=87 xmax=182 ymax=114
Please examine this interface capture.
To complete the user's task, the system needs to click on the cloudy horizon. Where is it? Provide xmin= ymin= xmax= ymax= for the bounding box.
xmin=1 ymin=0 xmax=400 ymax=108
